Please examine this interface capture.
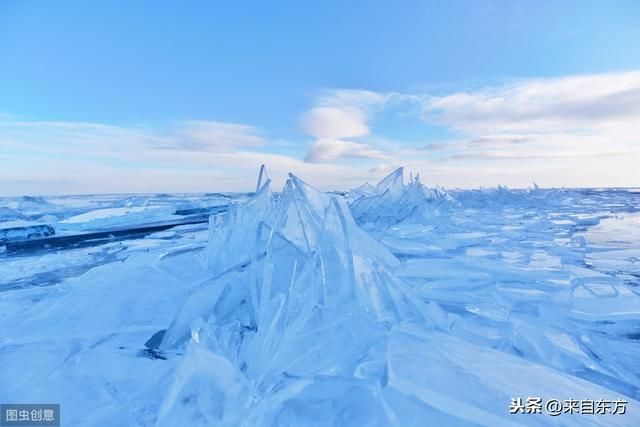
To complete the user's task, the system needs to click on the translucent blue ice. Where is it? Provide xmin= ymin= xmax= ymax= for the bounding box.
xmin=349 ymin=167 xmax=454 ymax=228
xmin=1 ymin=167 xmax=639 ymax=426
xmin=156 ymin=167 xmax=640 ymax=426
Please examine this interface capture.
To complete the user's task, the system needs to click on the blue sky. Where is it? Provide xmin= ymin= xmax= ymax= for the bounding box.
xmin=1 ymin=0 xmax=639 ymax=194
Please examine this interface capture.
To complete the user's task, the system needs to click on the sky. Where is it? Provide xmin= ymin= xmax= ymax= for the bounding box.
xmin=1 ymin=0 xmax=639 ymax=195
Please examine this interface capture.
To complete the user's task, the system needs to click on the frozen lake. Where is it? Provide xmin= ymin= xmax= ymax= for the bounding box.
xmin=1 ymin=168 xmax=639 ymax=426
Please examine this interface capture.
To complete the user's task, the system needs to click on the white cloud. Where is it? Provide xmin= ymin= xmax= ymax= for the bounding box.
xmin=301 ymin=107 xmax=369 ymax=140
xmin=300 ymin=89 xmax=390 ymax=162
xmin=305 ymin=138 xmax=387 ymax=163
xmin=407 ymin=70 xmax=640 ymax=187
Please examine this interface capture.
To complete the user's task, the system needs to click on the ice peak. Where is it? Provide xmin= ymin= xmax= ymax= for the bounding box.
xmin=376 ymin=167 xmax=404 ymax=197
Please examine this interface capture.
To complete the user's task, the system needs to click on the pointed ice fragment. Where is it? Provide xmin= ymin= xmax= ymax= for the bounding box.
xmin=256 ymin=164 xmax=270 ymax=193
xmin=376 ymin=167 xmax=404 ymax=198
xmin=345 ymin=182 xmax=377 ymax=203
xmin=208 ymin=166 xmax=273 ymax=276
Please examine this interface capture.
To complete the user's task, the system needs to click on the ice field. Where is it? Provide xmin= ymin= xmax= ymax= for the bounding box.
xmin=1 ymin=166 xmax=639 ymax=426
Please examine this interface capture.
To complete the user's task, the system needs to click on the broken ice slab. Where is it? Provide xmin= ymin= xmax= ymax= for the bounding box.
xmin=0 ymin=245 xmax=213 ymax=426
xmin=156 ymin=341 xmax=255 ymax=427
xmin=0 ymin=207 xmax=27 ymax=221
xmin=569 ymin=284 xmax=640 ymax=321
xmin=158 ymin=339 xmax=394 ymax=426
xmin=1 ymin=198 xmax=229 ymax=253
xmin=0 ymin=224 xmax=55 ymax=244
xmin=387 ymin=324 xmax=640 ymax=426
xmin=0 ymin=193 xmax=237 ymax=225
xmin=3 ymin=216 xmax=211 ymax=253
xmin=57 ymin=206 xmax=178 ymax=232
xmin=14 ymin=196 xmax=61 ymax=216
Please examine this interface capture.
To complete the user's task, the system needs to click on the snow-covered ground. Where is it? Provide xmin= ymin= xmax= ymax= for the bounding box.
xmin=1 ymin=168 xmax=639 ymax=426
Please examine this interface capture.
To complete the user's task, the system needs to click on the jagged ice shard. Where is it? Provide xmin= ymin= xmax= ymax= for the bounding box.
xmin=1 ymin=166 xmax=639 ymax=426
xmin=349 ymin=167 xmax=454 ymax=228
xmin=157 ymin=168 xmax=434 ymax=426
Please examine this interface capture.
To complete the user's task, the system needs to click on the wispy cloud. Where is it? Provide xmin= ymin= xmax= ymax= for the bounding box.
xmin=0 ymin=117 xmax=382 ymax=195
xmin=161 ymin=121 xmax=265 ymax=151
xmin=0 ymin=119 xmax=266 ymax=154
xmin=421 ymin=70 xmax=640 ymax=132
xmin=300 ymin=70 xmax=640 ymax=187
xmin=413 ymin=71 xmax=640 ymax=186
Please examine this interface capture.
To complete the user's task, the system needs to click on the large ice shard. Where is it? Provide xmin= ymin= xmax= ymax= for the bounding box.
xmin=376 ymin=166 xmax=404 ymax=198
xmin=157 ymin=167 xmax=434 ymax=425
xmin=206 ymin=166 xmax=273 ymax=277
